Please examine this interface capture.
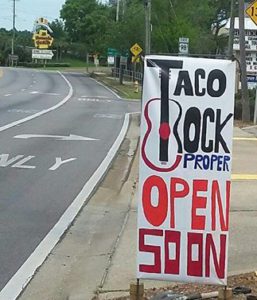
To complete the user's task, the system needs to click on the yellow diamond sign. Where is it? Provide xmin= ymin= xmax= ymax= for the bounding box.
xmin=130 ymin=43 xmax=143 ymax=56
xmin=246 ymin=0 xmax=257 ymax=26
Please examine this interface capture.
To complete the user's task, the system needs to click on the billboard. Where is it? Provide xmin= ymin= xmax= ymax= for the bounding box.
xmin=137 ymin=55 xmax=236 ymax=285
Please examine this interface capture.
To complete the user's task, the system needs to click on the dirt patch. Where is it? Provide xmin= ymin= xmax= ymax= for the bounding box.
xmin=234 ymin=119 xmax=254 ymax=128
xmin=108 ymin=272 xmax=257 ymax=300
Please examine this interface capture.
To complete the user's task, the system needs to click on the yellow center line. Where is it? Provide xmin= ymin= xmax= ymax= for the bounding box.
xmin=0 ymin=68 xmax=3 ymax=78
xmin=232 ymin=174 xmax=257 ymax=180
xmin=233 ymin=137 xmax=257 ymax=141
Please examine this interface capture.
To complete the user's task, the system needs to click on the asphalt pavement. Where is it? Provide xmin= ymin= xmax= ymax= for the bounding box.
xmin=0 ymin=67 xmax=140 ymax=299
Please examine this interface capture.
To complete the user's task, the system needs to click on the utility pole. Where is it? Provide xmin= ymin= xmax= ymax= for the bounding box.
xmin=122 ymin=0 xmax=126 ymax=16
xmin=144 ymin=0 xmax=151 ymax=55
xmin=239 ymin=0 xmax=250 ymax=122
xmin=11 ymin=0 xmax=16 ymax=67
xmin=116 ymin=0 xmax=120 ymax=22
xmin=228 ymin=0 xmax=235 ymax=58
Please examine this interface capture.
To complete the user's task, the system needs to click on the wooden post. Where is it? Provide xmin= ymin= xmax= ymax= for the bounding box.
xmin=130 ymin=279 xmax=144 ymax=300
xmin=218 ymin=287 xmax=233 ymax=300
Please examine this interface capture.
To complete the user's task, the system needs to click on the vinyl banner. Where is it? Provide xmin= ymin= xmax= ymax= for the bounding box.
xmin=137 ymin=55 xmax=236 ymax=285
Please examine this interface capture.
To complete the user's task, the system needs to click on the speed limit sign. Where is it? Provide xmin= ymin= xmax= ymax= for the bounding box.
xmin=179 ymin=37 xmax=189 ymax=55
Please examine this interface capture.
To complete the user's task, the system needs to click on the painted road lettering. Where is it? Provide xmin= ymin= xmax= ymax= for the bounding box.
xmin=12 ymin=156 xmax=36 ymax=169
xmin=0 ymin=154 xmax=77 ymax=170
xmin=0 ymin=154 xmax=24 ymax=167
xmin=49 ymin=157 xmax=77 ymax=171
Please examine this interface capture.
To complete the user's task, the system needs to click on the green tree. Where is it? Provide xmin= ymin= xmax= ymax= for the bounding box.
xmin=107 ymin=0 xmax=145 ymax=54
xmin=49 ymin=19 xmax=69 ymax=60
xmin=60 ymin=0 xmax=112 ymax=54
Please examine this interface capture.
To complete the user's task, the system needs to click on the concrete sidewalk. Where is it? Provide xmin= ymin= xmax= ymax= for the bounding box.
xmin=18 ymin=124 xmax=257 ymax=300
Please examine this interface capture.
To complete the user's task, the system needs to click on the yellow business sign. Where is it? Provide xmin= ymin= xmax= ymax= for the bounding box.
xmin=32 ymin=30 xmax=54 ymax=49
xmin=130 ymin=43 xmax=143 ymax=57
xmin=246 ymin=0 xmax=257 ymax=26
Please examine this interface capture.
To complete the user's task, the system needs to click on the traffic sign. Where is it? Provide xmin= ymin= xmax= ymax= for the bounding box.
xmin=107 ymin=48 xmax=119 ymax=56
xmin=130 ymin=43 xmax=143 ymax=56
xmin=132 ymin=56 xmax=140 ymax=63
xmin=246 ymin=1 xmax=257 ymax=26
xmin=179 ymin=37 xmax=189 ymax=55
xmin=8 ymin=54 xmax=19 ymax=61
xmin=32 ymin=49 xmax=54 ymax=60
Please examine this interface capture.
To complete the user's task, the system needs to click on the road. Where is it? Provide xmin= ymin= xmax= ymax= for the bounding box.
xmin=0 ymin=67 xmax=140 ymax=295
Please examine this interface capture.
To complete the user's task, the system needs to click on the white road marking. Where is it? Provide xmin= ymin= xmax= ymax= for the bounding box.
xmin=30 ymin=91 xmax=60 ymax=96
xmin=0 ymin=154 xmax=78 ymax=171
xmin=94 ymin=113 xmax=122 ymax=120
xmin=8 ymin=109 xmax=39 ymax=114
xmin=233 ymin=137 xmax=257 ymax=141
xmin=21 ymin=89 xmax=26 ymax=92
xmin=49 ymin=157 xmax=77 ymax=171
xmin=0 ymin=113 xmax=130 ymax=300
xmin=81 ymin=95 xmax=109 ymax=98
xmin=11 ymin=156 xmax=36 ymax=169
xmin=4 ymin=94 xmax=12 ymax=97
xmin=0 ymin=154 xmax=24 ymax=167
xmin=0 ymin=71 xmax=73 ymax=133
xmin=14 ymin=134 xmax=98 ymax=141
xmin=89 ymin=77 xmax=121 ymax=99
xmin=77 ymin=97 xmax=113 ymax=103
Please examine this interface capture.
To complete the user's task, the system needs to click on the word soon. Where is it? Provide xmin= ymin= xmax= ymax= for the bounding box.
xmin=0 ymin=154 xmax=77 ymax=171
xmin=139 ymin=229 xmax=226 ymax=279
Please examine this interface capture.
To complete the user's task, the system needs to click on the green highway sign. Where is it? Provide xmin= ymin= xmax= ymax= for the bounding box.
xmin=107 ymin=48 xmax=129 ymax=57
xmin=107 ymin=48 xmax=120 ymax=56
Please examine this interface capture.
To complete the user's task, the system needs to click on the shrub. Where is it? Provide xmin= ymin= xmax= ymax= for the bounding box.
xmin=18 ymin=62 xmax=71 ymax=68
xmin=234 ymin=89 xmax=256 ymax=121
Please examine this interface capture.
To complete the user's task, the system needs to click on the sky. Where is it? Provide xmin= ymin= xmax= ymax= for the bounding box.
xmin=0 ymin=0 xmax=67 ymax=31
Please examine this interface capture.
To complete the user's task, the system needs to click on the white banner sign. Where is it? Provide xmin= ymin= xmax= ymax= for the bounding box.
xmin=137 ymin=55 xmax=236 ymax=285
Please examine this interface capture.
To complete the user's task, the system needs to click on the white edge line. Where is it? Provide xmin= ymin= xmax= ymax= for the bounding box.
xmin=89 ymin=77 xmax=122 ymax=99
xmin=0 ymin=72 xmax=73 ymax=133
xmin=0 ymin=113 xmax=131 ymax=300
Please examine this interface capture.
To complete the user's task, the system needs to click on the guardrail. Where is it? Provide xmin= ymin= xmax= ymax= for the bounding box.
xmin=111 ymin=67 xmax=143 ymax=82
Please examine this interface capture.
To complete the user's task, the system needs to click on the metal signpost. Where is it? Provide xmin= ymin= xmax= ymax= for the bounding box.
xmin=246 ymin=1 xmax=257 ymax=124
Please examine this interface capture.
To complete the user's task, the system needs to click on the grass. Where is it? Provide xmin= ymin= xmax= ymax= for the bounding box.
xmin=92 ymin=74 xmax=142 ymax=100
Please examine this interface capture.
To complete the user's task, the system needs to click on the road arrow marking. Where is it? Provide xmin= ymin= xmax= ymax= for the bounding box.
xmin=14 ymin=134 xmax=98 ymax=141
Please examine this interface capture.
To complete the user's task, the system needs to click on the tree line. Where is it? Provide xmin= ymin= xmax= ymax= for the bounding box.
xmin=0 ymin=0 xmax=235 ymax=65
